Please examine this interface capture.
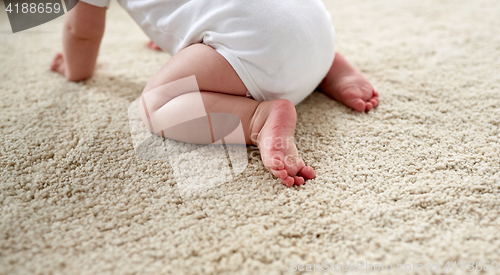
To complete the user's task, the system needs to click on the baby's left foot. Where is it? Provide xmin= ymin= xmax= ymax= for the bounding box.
xmin=147 ymin=40 xmax=162 ymax=51
xmin=252 ymin=100 xmax=316 ymax=187
xmin=320 ymin=53 xmax=379 ymax=112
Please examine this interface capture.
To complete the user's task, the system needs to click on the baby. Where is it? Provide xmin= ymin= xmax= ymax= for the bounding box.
xmin=51 ymin=0 xmax=379 ymax=187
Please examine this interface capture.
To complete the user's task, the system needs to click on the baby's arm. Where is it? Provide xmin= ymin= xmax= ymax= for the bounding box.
xmin=50 ymin=2 xmax=106 ymax=82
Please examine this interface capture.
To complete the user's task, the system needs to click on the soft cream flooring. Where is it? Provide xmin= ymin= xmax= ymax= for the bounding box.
xmin=1 ymin=0 xmax=500 ymax=274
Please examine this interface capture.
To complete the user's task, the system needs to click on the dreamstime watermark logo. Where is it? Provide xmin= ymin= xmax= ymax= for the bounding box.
xmin=3 ymin=0 xmax=79 ymax=33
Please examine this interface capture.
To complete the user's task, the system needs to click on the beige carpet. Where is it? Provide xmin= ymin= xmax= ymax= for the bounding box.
xmin=1 ymin=0 xmax=500 ymax=274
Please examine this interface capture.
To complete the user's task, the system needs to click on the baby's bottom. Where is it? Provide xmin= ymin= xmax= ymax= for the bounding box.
xmin=140 ymin=43 xmax=316 ymax=186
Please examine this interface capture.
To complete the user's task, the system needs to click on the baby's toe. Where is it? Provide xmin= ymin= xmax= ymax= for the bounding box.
xmin=280 ymin=176 xmax=295 ymax=187
xmin=369 ymin=98 xmax=379 ymax=108
xmin=346 ymin=98 xmax=366 ymax=112
xmin=365 ymin=102 xmax=373 ymax=111
xmin=271 ymin=168 xmax=288 ymax=180
xmin=293 ymin=176 xmax=305 ymax=186
xmin=298 ymin=166 xmax=316 ymax=179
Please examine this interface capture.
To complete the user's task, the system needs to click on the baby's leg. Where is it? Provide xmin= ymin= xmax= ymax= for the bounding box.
xmin=319 ymin=53 xmax=379 ymax=112
xmin=141 ymin=43 xmax=315 ymax=186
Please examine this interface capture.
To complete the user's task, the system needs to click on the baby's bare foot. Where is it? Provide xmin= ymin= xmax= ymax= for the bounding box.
xmin=251 ymin=100 xmax=316 ymax=187
xmin=147 ymin=40 xmax=162 ymax=51
xmin=50 ymin=53 xmax=66 ymax=77
xmin=320 ymin=53 xmax=379 ymax=112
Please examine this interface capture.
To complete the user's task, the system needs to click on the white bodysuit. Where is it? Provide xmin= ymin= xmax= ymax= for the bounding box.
xmin=81 ymin=0 xmax=335 ymax=105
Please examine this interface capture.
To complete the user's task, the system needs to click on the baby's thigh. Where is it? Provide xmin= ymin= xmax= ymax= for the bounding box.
xmin=143 ymin=43 xmax=247 ymax=97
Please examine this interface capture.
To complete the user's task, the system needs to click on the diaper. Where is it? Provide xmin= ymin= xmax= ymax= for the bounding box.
xmin=203 ymin=0 xmax=335 ymax=105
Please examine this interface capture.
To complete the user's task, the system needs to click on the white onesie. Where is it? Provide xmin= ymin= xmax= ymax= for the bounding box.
xmin=81 ymin=0 xmax=335 ymax=105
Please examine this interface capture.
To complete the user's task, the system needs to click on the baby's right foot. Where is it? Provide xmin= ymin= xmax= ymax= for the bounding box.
xmin=251 ymin=100 xmax=316 ymax=187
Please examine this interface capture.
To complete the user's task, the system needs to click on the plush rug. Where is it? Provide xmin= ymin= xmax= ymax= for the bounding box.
xmin=1 ymin=0 xmax=499 ymax=274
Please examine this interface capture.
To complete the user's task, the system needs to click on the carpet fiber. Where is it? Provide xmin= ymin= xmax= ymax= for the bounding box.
xmin=1 ymin=0 xmax=500 ymax=274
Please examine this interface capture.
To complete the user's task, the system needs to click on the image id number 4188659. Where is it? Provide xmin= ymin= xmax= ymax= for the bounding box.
xmin=6 ymin=2 xmax=62 ymax=14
